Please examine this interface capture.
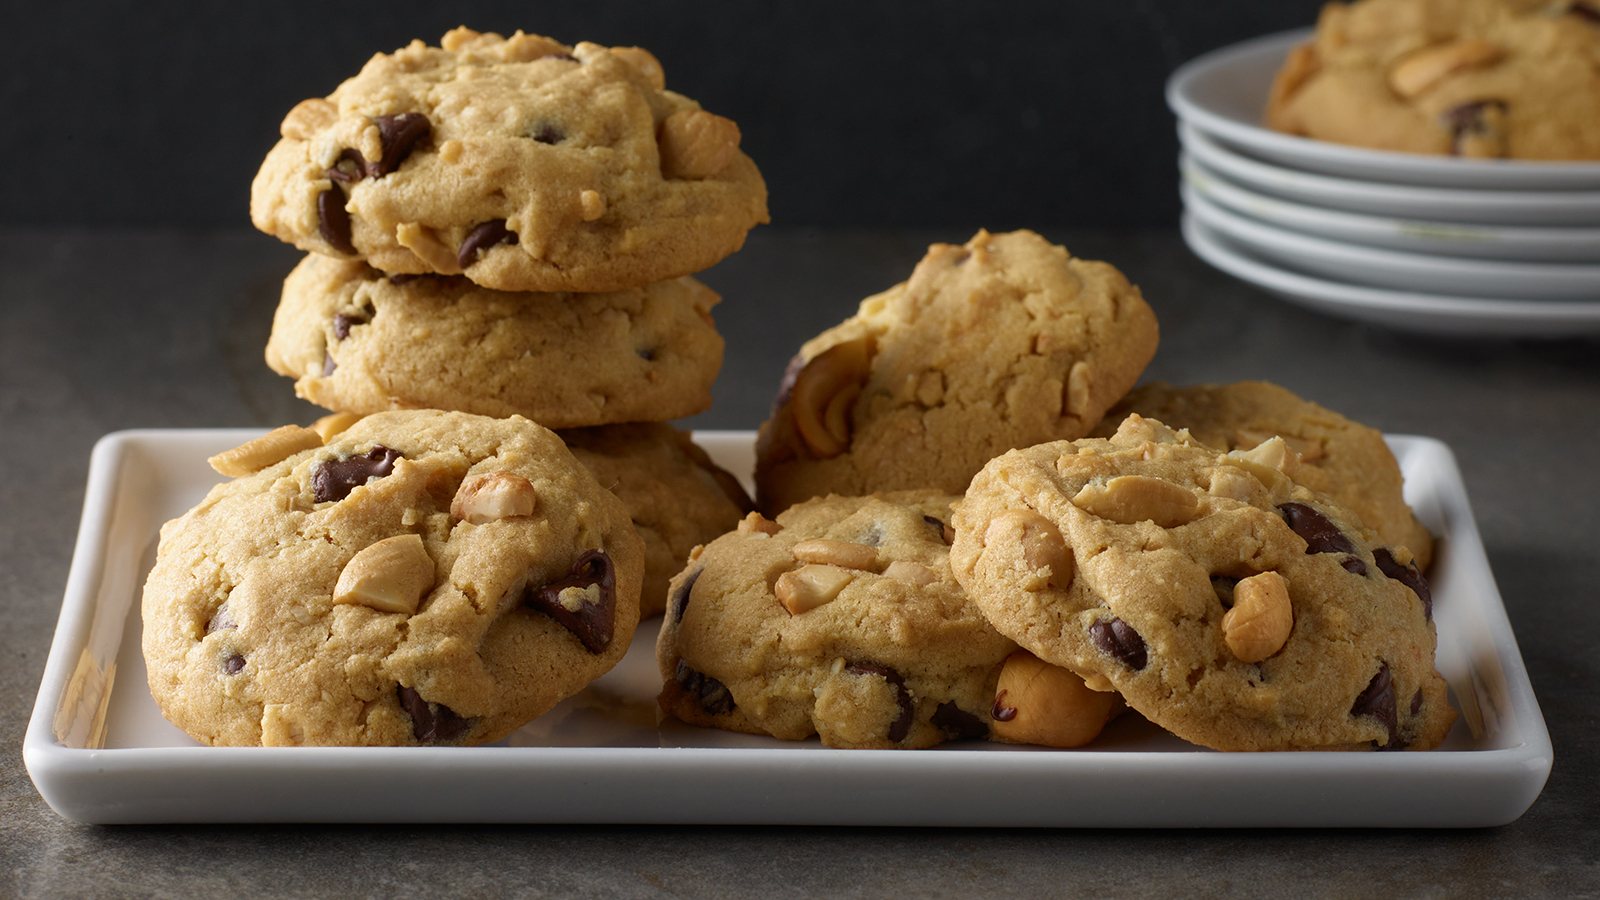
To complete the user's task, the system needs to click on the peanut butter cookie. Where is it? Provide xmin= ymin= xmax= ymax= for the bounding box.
xmin=951 ymin=415 xmax=1455 ymax=752
xmin=250 ymin=27 xmax=768 ymax=291
xmin=141 ymin=410 xmax=645 ymax=746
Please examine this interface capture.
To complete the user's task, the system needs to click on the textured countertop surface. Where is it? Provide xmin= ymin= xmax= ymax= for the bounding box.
xmin=3 ymin=226 xmax=1597 ymax=898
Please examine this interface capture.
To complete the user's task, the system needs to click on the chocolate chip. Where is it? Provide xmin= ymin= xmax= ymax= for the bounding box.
xmin=674 ymin=659 xmax=734 ymax=715
xmin=525 ymin=550 xmax=617 ymax=654
xmin=327 ymin=148 xmax=369 ymax=184
xmin=370 ymin=113 xmax=430 ymax=178
xmin=223 ymin=653 xmax=245 ymax=675
xmin=316 ymin=185 xmax=356 ymax=255
xmin=333 ymin=313 xmax=358 ymax=340
xmin=636 ymin=345 xmax=658 ymax=361
xmin=539 ymin=52 xmax=579 ymax=62
xmin=1441 ymin=99 xmax=1509 ymax=157
xmin=1090 ymin=617 xmax=1147 ymax=670
xmin=206 ymin=604 xmax=237 ymax=633
xmin=322 ymin=352 xmax=337 ymax=377
xmin=668 ymin=566 xmax=702 ymax=624
xmin=457 ymin=220 xmax=516 ymax=268
xmin=845 ymin=660 xmax=914 ymax=743
xmin=923 ymin=514 xmax=953 ymax=545
xmin=311 ymin=445 xmax=403 ymax=502
xmin=1278 ymin=502 xmax=1366 ymax=574
xmin=1340 ymin=557 xmax=1368 ymax=576
xmin=1410 ymin=690 xmax=1424 ymax=716
xmin=397 ymin=684 xmax=471 ymax=744
xmin=529 ymin=122 xmax=565 ymax=144
xmin=1351 ymin=663 xmax=1400 ymax=749
xmin=932 ymin=701 xmax=987 ymax=739
xmin=1570 ymin=1 xmax=1600 ymax=22
xmin=1375 ymin=548 xmax=1432 ymax=620
xmin=387 ymin=273 xmax=423 ymax=286
xmin=991 ymin=691 xmax=1019 ymax=722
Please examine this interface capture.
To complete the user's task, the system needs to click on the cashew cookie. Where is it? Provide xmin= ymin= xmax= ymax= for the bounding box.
xmin=141 ymin=410 xmax=645 ymax=746
xmin=951 ymin=415 xmax=1455 ymax=752
xmin=250 ymin=27 xmax=768 ymax=291
xmin=753 ymin=229 xmax=1159 ymax=516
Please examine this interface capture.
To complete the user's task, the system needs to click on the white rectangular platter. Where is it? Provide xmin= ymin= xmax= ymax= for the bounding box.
xmin=24 ymin=429 xmax=1551 ymax=826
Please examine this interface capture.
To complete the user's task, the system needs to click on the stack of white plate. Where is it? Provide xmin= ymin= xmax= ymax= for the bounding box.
xmin=1166 ymin=30 xmax=1600 ymax=338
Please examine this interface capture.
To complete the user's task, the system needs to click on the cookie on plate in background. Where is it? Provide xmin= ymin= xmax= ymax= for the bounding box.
xmin=141 ymin=410 xmax=645 ymax=747
xmin=1266 ymin=0 xmax=1600 ymax=159
xmin=559 ymin=422 xmax=753 ymax=617
xmin=754 ymin=229 xmax=1159 ymax=516
xmin=265 ymin=255 xmax=724 ymax=428
xmin=250 ymin=27 xmax=768 ymax=292
xmin=657 ymin=492 xmax=1031 ymax=750
xmin=1092 ymin=380 xmax=1433 ymax=570
xmin=951 ymin=415 xmax=1454 ymax=752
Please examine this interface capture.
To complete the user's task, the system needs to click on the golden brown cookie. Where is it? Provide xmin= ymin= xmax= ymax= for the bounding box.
xmin=951 ymin=415 xmax=1455 ymax=752
xmin=141 ymin=410 xmax=645 ymax=746
xmin=1267 ymin=0 xmax=1600 ymax=159
xmin=754 ymin=229 xmax=1159 ymax=516
xmin=1093 ymin=381 xmax=1433 ymax=570
xmin=250 ymin=28 xmax=768 ymax=291
xmin=265 ymin=254 xmax=724 ymax=428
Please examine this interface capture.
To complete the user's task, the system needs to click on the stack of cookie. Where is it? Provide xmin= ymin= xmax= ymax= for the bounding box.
xmin=252 ymin=27 xmax=766 ymax=616
xmin=657 ymin=229 xmax=1455 ymax=754
xmin=140 ymin=27 xmax=767 ymax=748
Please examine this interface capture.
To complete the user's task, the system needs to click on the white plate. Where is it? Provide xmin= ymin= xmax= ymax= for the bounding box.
xmin=1184 ymin=212 xmax=1600 ymax=336
xmin=1181 ymin=124 xmax=1600 ymax=226
xmin=1183 ymin=181 xmax=1600 ymax=300
xmin=1182 ymin=153 xmax=1600 ymax=263
xmin=25 ymin=429 xmax=1551 ymax=826
xmin=1168 ymin=28 xmax=1600 ymax=190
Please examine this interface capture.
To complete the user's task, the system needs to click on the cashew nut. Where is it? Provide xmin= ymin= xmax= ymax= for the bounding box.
xmin=333 ymin=534 xmax=435 ymax=615
xmin=1389 ymin=39 xmax=1502 ymax=98
xmin=775 ymin=564 xmax=854 ymax=615
xmin=982 ymin=510 xmax=1073 ymax=591
xmin=450 ymin=472 xmax=538 ymax=524
xmin=787 ymin=336 xmax=873 ymax=459
xmin=208 ymin=425 xmax=324 ymax=477
xmin=990 ymin=650 xmax=1120 ymax=747
xmin=791 ymin=538 xmax=878 ymax=571
xmin=1072 ymin=475 xmax=1200 ymax=527
xmin=1222 ymin=570 xmax=1294 ymax=663
xmin=659 ymin=109 xmax=741 ymax=179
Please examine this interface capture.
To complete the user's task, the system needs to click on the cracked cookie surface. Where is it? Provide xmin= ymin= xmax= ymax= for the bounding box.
xmin=656 ymin=491 xmax=1017 ymax=749
xmin=266 ymin=254 xmax=723 ymax=427
xmin=951 ymin=415 xmax=1455 ymax=751
xmin=753 ymin=229 xmax=1159 ymax=516
xmin=250 ymin=27 xmax=768 ymax=292
xmin=141 ymin=409 xmax=644 ymax=746
xmin=1266 ymin=0 xmax=1600 ymax=159
xmin=1093 ymin=380 xmax=1433 ymax=570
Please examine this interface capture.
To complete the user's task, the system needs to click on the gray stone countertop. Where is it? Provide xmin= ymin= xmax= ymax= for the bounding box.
xmin=2 ymin=226 xmax=1597 ymax=898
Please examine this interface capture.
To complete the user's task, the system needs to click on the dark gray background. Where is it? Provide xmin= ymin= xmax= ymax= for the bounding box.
xmin=3 ymin=0 xmax=1322 ymax=229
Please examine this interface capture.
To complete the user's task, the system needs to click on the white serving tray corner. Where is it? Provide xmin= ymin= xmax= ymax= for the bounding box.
xmin=24 ymin=429 xmax=1552 ymax=826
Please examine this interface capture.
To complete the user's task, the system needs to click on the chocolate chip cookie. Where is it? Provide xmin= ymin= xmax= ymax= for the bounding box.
xmin=951 ymin=415 xmax=1455 ymax=752
xmin=141 ymin=410 xmax=645 ymax=746
xmin=250 ymin=27 xmax=769 ymax=292
xmin=265 ymin=254 xmax=724 ymax=427
xmin=753 ymin=229 xmax=1159 ymax=516
xmin=1093 ymin=380 xmax=1433 ymax=570
xmin=1266 ymin=0 xmax=1600 ymax=159
xmin=656 ymin=492 xmax=1021 ymax=749
xmin=558 ymin=422 xmax=753 ymax=617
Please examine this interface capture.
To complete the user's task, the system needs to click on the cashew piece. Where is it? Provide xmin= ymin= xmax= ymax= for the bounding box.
xmin=208 ymin=425 xmax=323 ymax=476
xmin=1222 ymin=571 xmax=1294 ymax=663
xmin=1389 ymin=39 xmax=1502 ymax=98
xmin=737 ymin=511 xmax=783 ymax=537
xmin=787 ymin=336 xmax=873 ymax=459
xmin=333 ymin=534 xmax=435 ymax=615
xmin=990 ymin=650 xmax=1121 ymax=747
xmin=982 ymin=510 xmax=1073 ymax=591
xmin=775 ymin=564 xmax=854 ymax=615
xmin=659 ymin=109 xmax=741 ymax=179
xmin=791 ymin=538 xmax=878 ymax=571
xmin=451 ymin=472 xmax=538 ymax=524
xmin=1072 ymin=475 xmax=1200 ymax=527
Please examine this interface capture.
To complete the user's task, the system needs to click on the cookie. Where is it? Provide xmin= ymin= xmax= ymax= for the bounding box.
xmin=558 ymin=422 xmax=753 ymax=617
xmin=1266 ymin=0 xmax=1600 ymax=159
xmin=264 ymin=254 xmax=724 ymax=428
xmin=951 ymin=415 xmax=1455 ymax=752
xmin=141 ymin=410 xmax=645 ymax=747
xmin=250 ymin=27 xmax=769 ymax=292
xmin=753 ymin=229 xmax=1159 ymax=516
xmin=1092 ymin=380 xmax=1433 ymax=570
xmin=656 ymin=492 xmax=1020 ymax=749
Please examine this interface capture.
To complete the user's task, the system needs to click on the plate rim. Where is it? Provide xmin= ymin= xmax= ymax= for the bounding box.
xmin=24 ymin=428 xmax=1554 ymax=826
xmin=1167 ymin=28 xmax=1600 ymax=189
